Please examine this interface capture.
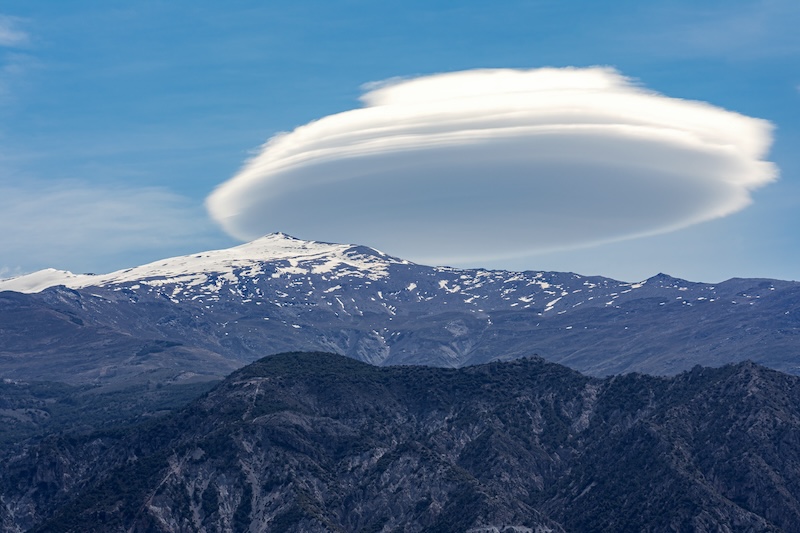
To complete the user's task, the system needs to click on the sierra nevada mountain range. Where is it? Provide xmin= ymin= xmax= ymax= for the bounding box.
xmin=1 ymin=232 xmax=798 ymax=385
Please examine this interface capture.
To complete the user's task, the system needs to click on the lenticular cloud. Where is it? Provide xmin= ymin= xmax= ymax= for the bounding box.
xmin=206 ymin=67 xmax=777 ymax=264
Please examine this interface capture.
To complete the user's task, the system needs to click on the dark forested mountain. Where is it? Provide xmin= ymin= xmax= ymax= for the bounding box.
xmin=2 ymin=352 xmax=800 ymax=532
xmin=0 ymin=376 xmax=218 ymax=460
xmin=1 ymin=233 xmax=798 ymax=385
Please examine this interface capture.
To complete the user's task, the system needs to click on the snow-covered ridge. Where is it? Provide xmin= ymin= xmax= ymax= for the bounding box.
xmin=0 ymin=233 xmax=409 ymax=294
xmin=0 ymin=232 xmax=739 ymax=320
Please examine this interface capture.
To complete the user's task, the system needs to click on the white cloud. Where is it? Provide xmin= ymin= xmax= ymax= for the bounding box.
xmin=0 ymin=182 xmax=223 ymax=275
xmin=206 ymin=67 xmax=777 ymax=265
xmin=0 ymin=15 xmax=29 ymax=48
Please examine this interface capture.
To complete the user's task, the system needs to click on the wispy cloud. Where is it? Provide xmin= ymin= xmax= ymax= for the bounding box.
xmin=206 ymin=67 xmax=777 ymax=266
xmin=629 ymin=0 xmax=800 ymax=59
xmin=0 ymin=182 xmax=224 ymax=275
xmin=0 ymin=14 xmax=29 ymax=48
xmin=0 ymin=51 xmax=33 ymax=102
xmin=0 ymin=14 xmax=33 ymax=106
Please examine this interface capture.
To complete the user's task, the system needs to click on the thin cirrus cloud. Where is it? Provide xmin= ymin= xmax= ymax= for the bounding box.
xmin=0 ymin=15 xmax=28 ymax=47
xmin=0 ymin=14 xmax=32 ymax=105
xmin=625 ymin=0 xmax=800 ymax=60
xmin=206 ymin=67 xmax=777 ymax=265
xmin=0 ymin=182 xmax=221 ymax=277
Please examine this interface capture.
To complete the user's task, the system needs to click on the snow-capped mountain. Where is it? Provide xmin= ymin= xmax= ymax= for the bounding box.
xmin=0 ymin=233 xmax=708 ymax=315
xmin=0 ymin=233 xmax=407 ymax=294
xmin=1 ymin=233 xmax=799 ymax=384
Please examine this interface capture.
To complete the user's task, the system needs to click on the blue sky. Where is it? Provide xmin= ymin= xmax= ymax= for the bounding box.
xmin=1 ymin=0 xmax=798 ymax=282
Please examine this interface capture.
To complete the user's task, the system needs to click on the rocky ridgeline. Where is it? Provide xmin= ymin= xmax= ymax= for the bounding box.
xmin=3 ymin=353 xmax=799 ymax=532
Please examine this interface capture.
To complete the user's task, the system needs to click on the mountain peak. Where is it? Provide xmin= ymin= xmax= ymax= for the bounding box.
xmin=645 ymin=272 xmax=681 ymax=284
xmin=254 ymin=231 xmax=303 ymax=242
xmin=0 ymin=268 xmax=92 ymax=294
xmin=0 ymin=233 xmax=406 ymax=294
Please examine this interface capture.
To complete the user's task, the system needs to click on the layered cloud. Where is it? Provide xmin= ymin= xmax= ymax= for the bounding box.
xmin=206 ymin=67 xmax=777 ymax=265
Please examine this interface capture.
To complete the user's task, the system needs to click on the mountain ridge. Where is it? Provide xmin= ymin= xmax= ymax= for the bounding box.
xmin=1 ymin=233 xmax=798 ymax=384
xmin=5 ymin=233 xmax=789 ymax=294
xmin=3 ymin=352 xmax=799 ymax=532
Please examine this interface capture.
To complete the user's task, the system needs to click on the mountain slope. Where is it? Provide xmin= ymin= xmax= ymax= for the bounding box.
xmin=3 ymin=353 xmax=799 ymax=532
xmin=1 ymin=233 xmax=799 ymax=384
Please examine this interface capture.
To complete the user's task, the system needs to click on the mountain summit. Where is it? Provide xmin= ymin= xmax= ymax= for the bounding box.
xmin=0 ymin=233 xmax=407 ymax=294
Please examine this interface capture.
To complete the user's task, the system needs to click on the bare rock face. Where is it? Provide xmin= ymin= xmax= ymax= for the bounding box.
xmin=3 ymin=353 xmax=800 ymax=532
xmin=2 ymin=234 xmax=800 ymax=386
